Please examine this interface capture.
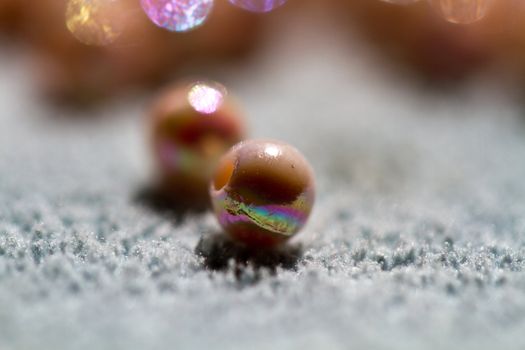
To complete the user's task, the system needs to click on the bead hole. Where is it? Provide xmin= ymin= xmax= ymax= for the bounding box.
xmin=213 ymin=157 xmax=234 ymax=191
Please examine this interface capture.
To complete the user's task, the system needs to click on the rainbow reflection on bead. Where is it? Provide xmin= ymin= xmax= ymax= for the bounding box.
xmin=65 ymin=0 xmax=124 ymax=45
xmin=210 ymin=140 xmax=315 ymax=247
xmin=150 ymin=80 xmax=245 ymax=202
xmin=229 ymin=0 xmax=287 ymax=13
xmin=429 ymin=0 xmax=490 ymax=24
xmin=140 ymin=0 xmax=213 ymax=32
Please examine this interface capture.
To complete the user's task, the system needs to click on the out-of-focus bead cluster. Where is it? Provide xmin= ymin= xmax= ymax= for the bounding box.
xmin=64 ymin=0 xmax=289 ymax=45
xmin=0 ymin=0 xmax=264 ymax=104
xmin=63 ymin=0 xmax=490 ymax=48
xmin=3 ymin=0 xmax=524 ymax=99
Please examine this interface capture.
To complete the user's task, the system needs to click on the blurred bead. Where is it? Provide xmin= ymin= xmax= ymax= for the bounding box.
xmin=333 ymin=1 xmax=494 ymax=82
xmin=229 ymin=0 xmax=287 ymax=13
xmin=381 ymin=0 xmax=420 ymax=5
xmin=141 ymin=0 xmax=213 ymax=32
xmin=210 ymin=139 xmax=315 ymax=247
xmin=0 ymin=0 xmax=24 ymax=35
xmin=150 ymin=81 xmax=246 ymax=202
xmin=429 ymin=0 xmax=491 ymax=24
xmin=65 ymin=0 xmax=125 ymax=46
xmin=175 ymin=0 xmax=262 ymax=60
xmin=13 ymin=0 xmax=261 ymax=104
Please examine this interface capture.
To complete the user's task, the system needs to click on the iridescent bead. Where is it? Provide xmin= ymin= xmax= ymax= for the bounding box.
xmin=141 ymin=0 xmax=214 ymax=32
xmin=150 ymin=81 xmax=246 ymax=203
xmin=65 ymin=0 xmax=125 ymax=46
xmin=229 ymin=0 xmax=287 ymax=13
xmin=429 ymin=0 xmax=491 ymax=24
xmin=210 ymin=140 xmax=315 ymax=247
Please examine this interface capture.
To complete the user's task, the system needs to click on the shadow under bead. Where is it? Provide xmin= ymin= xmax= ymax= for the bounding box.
xmin=133 ymin=185 xmax=208 ymax=223
xmin=150 ymin=81 xmax=246 ymax=206
xmin=210 ymin=139 xmax=315 ymax=247
xmin=195 ymin=233 xmax=302 ymax=275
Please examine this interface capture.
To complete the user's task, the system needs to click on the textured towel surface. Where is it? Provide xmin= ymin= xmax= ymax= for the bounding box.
xmin=1 ymin=13 xmax=525 ymax=350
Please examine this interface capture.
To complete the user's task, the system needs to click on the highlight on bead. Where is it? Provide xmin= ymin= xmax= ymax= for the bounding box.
xmin=140 ymin=0 xmax=214 ymax=32
xmin=229 ymin=0 xmax=287 ymax=13
xmin=187 ymin=82 xmax=227 ymax=114
xmin=65 ymin=0 xmax=124 ymax=46
xmin=428 ymin=0 xmax=491 ymax=24
xmin=210 ymin=139 xmax=316 ymax=247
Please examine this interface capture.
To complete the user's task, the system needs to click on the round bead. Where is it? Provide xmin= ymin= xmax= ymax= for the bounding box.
xmin=210 ymin=139 xmax=315 ymax=247
xmin=150 ymin=81 xmax=246 ymax=202
xmin=429 ymin=0 xmax=491 ymax=24
xmin=229 ymin=0 xmax=287 ymax=13
xmin=65 ymin=0 xmax=125 ymax=46
xmin=140 ymin=0 xmax=214 ymax=32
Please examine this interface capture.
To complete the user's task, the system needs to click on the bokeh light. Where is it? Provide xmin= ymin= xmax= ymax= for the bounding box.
xmin=65 ymin=0 xmax=124 ymax=46
xmin=229 ymin=0 xmax=287 ymax=13
xmin=140 ymin=0 xmax=214 ymax=32
xmin=187 ymin=81 xmax=226 ymax=114
xmin=429 ymin=0 xmax=491 ymax=24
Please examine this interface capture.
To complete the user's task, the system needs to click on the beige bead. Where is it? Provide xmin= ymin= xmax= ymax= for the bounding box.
xmin=210 ymin=139 xmax=315 ymax=247
xmin=150 ymin=81 xmax=246 ymax=204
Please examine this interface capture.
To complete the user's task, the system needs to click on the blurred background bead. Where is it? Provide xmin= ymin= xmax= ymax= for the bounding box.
xmin=429 ymin=0 xmax=491 ymax=24
xmin=66 ymin=0 xmax=125 ymax=46
xmin=331 ymin=0 xmax=495 ymax=82
xmin=22 ymin=0 xmax=177 ymax=103
xmin=150 ymin=81 xmax=246 ymax=203
xmin=380 ymin=0 xmax=420 ymax=5
xmin=229 ymin=0 xmax=287 ymax=13
xmin=6 ymin=0 xmax=261 ymax=105
xmin=0 ymin=0 xmax=25 ymax=36
xmin=210 ymin=139 xmax=315 ymax=247
xmin=141 ymin=0 xmax=214 ymax=32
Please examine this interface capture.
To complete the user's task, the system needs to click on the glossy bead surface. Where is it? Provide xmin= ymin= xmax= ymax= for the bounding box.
xmin=65 ymin=0 xmax=125 ymax=46
xmin=429 ymin=0 xmax=490 ymax=24
xmin=141 ymin=0 xmax=214 ymax=32
xmin=229 ymin=0 xmax=286 ymax=13
xmin=210 ymin=139 xmax=315 ymax=247
xmin=150 ymin=81 xmax=246 ymax=202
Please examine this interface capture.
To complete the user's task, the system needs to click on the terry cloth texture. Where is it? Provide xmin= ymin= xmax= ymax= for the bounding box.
xmin=1 ymin=17 xmax=525 ymax=350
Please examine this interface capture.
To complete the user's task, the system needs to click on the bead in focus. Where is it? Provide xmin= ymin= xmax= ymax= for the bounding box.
xmin=229 ymin=0 xmax=287 ymax=13
xmin=150 ymin=81 xmax=246 ymax=202
xmin=210 ymin=139 xmax=315 ymax=247
xmin=141 ymin=0 xmax=214 ymax=32
xmin=429 ymin=0 xmax=491 ymax=24
xmin=65 ymin=0 xmax=125 ymax=46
